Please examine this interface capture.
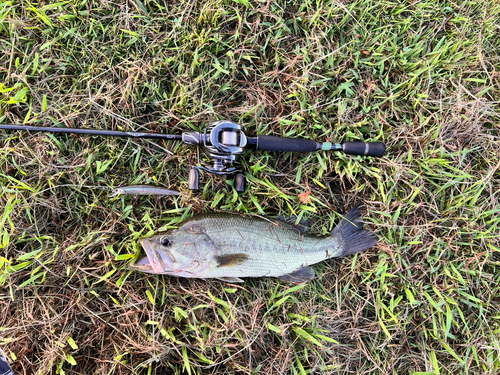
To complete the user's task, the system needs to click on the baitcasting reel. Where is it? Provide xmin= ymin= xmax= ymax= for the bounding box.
xmin=182 ymin=121 xmax=248 ymax=191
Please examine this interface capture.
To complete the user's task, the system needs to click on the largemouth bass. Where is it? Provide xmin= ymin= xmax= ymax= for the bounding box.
xmin=131 ymin=207 xmax=377 ymax=283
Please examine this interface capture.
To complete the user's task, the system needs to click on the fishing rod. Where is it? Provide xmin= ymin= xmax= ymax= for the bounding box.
xmin=0 ymin=121 xmax=386 ymax=192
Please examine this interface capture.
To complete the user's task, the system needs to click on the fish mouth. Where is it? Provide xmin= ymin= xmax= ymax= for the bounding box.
xmin=129 ymin=256 xmax=156 ymax=273
xmin=135 ymin=238 xmax=165 ymax=274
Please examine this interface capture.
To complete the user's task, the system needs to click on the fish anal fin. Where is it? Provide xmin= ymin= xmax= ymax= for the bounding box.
xmin=278 ymin=266 xmax=315 ymax=283
xmin=216 ymin=277 xmax=244 ymax=283
xmin=215 ymin=253 xmax=249 ymax=267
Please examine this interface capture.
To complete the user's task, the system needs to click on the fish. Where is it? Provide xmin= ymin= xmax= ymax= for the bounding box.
xmin=109 ymin=185 xmax=180 ymax=197
xmin=130 ymin=207 xmax=378 ymax=283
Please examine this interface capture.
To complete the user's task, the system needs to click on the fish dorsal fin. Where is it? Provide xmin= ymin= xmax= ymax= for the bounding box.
xmin=278 ymin=266 xmax=315 ymax=283
xmin=275 ymin=216 xmax=311 ymax=234
xmin=215 ymin=253 xmax=249 ymax=267
xmin=216 ymin=276 xmax=244 ymax=283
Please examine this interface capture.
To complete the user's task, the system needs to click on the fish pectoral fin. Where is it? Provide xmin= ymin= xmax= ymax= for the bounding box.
xmin=215 ymin=253 xmax=249 ymax=267
xmin=278 ymin=266 xmax=315 ymax=283
xmin=216 ymin=277 xmax=244 ymax=283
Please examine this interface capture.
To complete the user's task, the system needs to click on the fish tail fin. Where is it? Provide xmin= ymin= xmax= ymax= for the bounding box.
xmin=331 ymin=207 xmax=378 ymax=256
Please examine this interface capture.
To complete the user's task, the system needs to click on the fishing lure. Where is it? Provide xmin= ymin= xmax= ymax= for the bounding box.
xmin=109 ymin=185 xmax=180 ymax=197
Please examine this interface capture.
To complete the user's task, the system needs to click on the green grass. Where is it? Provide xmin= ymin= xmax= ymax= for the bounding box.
xmin=1 ymin=0 xmax=500 ymax=374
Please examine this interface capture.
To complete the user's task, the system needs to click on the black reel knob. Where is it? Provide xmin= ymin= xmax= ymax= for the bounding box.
xmin=234 ymin=173 xmax=245 ymax=192
xmin=188 ymin=168 xmax=199 ymax=190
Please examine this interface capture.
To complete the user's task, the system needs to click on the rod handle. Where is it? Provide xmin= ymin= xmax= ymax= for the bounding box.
xmin=256 ymin=135 xmax=318 ymax=153
xmin=342 ymin=142 xmax=386 ymax=157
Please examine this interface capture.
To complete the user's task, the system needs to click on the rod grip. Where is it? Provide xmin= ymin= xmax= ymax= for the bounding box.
xmin=256 ymin=135 xmax=318 ymax=153
xmin=342 ymin=142 xmax=386 ymax=157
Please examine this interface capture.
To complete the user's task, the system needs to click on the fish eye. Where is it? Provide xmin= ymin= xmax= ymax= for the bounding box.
xmin=161 ymin=237 xmax=171 ymax=247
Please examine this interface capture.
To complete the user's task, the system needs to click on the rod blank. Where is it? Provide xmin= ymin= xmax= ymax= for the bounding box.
xmin=0 ymin=124 xmax=182 ymax=140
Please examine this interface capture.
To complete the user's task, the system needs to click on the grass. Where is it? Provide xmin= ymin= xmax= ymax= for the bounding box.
xmin=0 ymin=0 xmax=499 ymax=373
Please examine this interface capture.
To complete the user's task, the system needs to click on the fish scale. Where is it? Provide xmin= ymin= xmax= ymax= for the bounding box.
xmin=132 ymin=207 xmax=378 ymax=283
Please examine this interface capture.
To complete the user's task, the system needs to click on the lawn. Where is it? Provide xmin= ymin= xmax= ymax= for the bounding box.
xmin=1 ymin=0 xmax=500 ymax=374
